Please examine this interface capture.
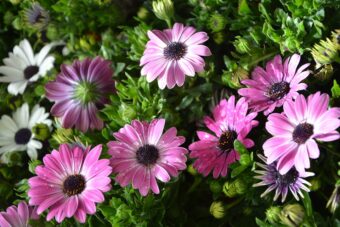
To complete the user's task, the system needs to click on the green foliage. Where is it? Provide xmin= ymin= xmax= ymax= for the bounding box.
xmin=101 ymin=74 xmax=165 ymax=131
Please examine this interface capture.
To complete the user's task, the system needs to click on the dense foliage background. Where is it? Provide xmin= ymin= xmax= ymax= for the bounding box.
xmin=1 ymin=0 xmax=340 ymax=226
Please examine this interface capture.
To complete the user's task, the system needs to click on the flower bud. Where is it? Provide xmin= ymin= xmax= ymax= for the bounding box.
xmin=332 ymin=29 xmax=340 ymax=50
xmin=223 ymin=181 xmax=238 ymax=198
xmin=152 ymin=0 xmax=174 ymax=23
xmin=279 ymin=204 xmax=305 ymax=227
xmin=312 ymin=38 xmax=340 ymax=64
xmin=234 ymin=36 xmax=251 ymax=54
xmin=187 ymin=164 xmax=197 ymax=176
xmin=208 ymin=13 xmax=226 ymax=32
xmin=314 ymin=64 xmax=333 ymax=82
xmin=210 ymin=201 xmax=225 ymax=219
xmin=326 ymin=186 xmax=340 ymax=213
xmin=32 ymin=123 xmax=50 ymax=141
xmin=266 ymin=206 xmax=281 ymax=224
xmin=209 ymin=181 xmax=222 ymax=194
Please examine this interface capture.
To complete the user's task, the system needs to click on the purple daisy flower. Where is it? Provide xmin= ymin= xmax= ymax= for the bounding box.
xmin=253 ymin=155 xmax=314 ymax=202
xmin=238 ymin=54 xmax=310 ymax=115
xmin=263 ymin=92 xmax=340 ymax=174
xmin=45 ymin=57 xmax=115 ymax=132
xmin=140 ymin=23 xmax=211 ymax=89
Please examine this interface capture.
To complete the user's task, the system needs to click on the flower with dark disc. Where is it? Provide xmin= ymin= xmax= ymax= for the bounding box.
xmin=254 ymin=155 xmax=313 ymax=202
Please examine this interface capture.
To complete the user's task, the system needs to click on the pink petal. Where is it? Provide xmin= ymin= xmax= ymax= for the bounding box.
xmin=306 ymin=139 xmax=319 ymax=159
xmin=148 ymin=118 xmax=165 ymax=144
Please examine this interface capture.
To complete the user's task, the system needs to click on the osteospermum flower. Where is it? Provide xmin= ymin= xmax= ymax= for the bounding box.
xmin=28 ymin=144 xmax=112 ymax=223
xmin=45 ymin=57 xmax=115 ymax=132
xmin=263 ymin=92 xmax=340 ymax=174
xmin=108 ymin=119 xmax=188 ymax=196
xmin=140 ymin=23 xmax=211 ymax=89
xmin=0 ymin=39 xmax=55 ymax=95
xmin=238 ymin=54 xmax=310 ymax=115
xmin=0 ymin=201 xmax=39 ymax=227
xmin=25 ymin=2 xmax=50 ymax=30
xmin=0 ymin=103 xmax=51 ymax=163
xmin=254 ymin=155 xmax=313 ymax=202
xmin=189 ymin=96 xmax=258 ymax=178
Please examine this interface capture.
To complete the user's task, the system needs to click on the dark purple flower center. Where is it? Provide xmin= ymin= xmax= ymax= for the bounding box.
xmin=136 ymin=144 xmax=159 ymax=166
xmin=63 ymin=174 xmax=86 ymax=196
xmin=14 ymin=128 xmax=32 ymax=145
xmin=163 ymin=42 xmax=187 ymax=60
xmin=218 ymin=131 xmax=237 ymax=152
xmin=277 ymin=168 xmax=299 ymax=185
xmin=26 ymin=3 xmax=49 ymax=27
xmin=292 ymin=123 xmax=314 ymax=144
xmin=24 ymin=65 xmax=39 ymax=80
xmin=267 ymin=81 xmax=290 ymax=101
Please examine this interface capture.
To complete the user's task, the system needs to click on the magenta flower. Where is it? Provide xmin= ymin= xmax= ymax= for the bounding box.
xmin=263 ymin=92 xmax=340 ymax=174
xmin=45 ymin=57 xmax=115 ymax=132
xmin=140 ymin=23 xmax=211 ymax=89
xmin=238 ymin=54 xmax=310 ymax=115
xmin=28 ymin=144 xmax=112 ymax=223
xmin=189 ymin=96 xmax=258 ymax=178
xmin=0 ymin=201 xmax=38 ymax=227
xmin=108 ymin=119 xmax=188 ymax=196
xmin=254 ymin=155 xmax=313 ymax=202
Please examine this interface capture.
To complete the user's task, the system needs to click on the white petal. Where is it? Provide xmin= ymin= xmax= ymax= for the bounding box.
xmin=19 ymin=39 xmax=35 ymax=65
xmin=4 ymin=53 xmax=27 ymax=70
xmin=7 ymin=81 xmax=28 ymax=95
xmin=0 ymin=115 xmax=18 ymax=133
xmin=26 ymin=146 xmax=38 ymax=160
xmin=29 ymin=105 xmax=51 ymax=128
xmin=0 ymin=144 xmax=20 ymax=154
xmin=0 ymin=66 xmax=24 ymax=82
xmin=13 ymin=103 xmax=30 ymax=128
xmin=35 ymin=42 xmax=57 ymax=65
xmin=38 ymin=56 xmax=55 ymax=76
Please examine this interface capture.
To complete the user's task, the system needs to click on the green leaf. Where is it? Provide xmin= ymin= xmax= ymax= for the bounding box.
xmin=238 ymin=0 xmax=251 ymax=15
xmin=231 ymin=165 xmax=248 ymax=178
xmin=234 ymin=140 xmax=248 ymax=154
xmin=28 ymin=160 xmax=42 ymax=174
xmin=331 ymin=80 xmax=340 ymax=98
xmin=255 ymin=218 xmax=272 ymax=227
xmin=302 ymin=191 xmax=313 ymax=219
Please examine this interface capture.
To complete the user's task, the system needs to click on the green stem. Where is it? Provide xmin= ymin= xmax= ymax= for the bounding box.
xmin=187 ymin=177 xmax=202 ymax=194
xmin=248 ymin=51 xmax=278 ymax=68
xmin=224 ymin=197 xmax=243 ymax=210
xmin=165 ymin=18 xmax=172 ymax=28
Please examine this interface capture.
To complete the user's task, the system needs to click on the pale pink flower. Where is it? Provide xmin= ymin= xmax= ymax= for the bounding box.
xmin=28 ymin=144 xmax=112 ymax=223
xmin=263 ymin=92 xmax=340 ymax=174
xmin=140 ymin=23 xmax=211 ymax=89
xmin=108 ymin=119 xmax=188 ymax=196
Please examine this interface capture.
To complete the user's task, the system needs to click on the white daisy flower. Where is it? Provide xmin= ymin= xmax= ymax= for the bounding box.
xmin=0 ymin=39 xmax=55 ymax=95
xmin=0 ymin=103 xmax=52 ymax=163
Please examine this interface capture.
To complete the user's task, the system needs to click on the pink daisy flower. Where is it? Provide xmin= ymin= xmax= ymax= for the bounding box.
xmin=28 ymin=144 xmax=112 ymax=223
xmin=189 ymin=96 xmax=258 ymax=178
xmin=45 ymin=57 xmax=115 ymax=132
xmin=238 ymin=54 xmax=310 ymax=115
xmin=140 ymin=22 xmax=211 ymax=89
xmin=0 ymin=201 xmax=39 ymax=227
xmin=107 ymin=119 xmax=188 ymax=196
xmin=263 ymin=92 xmax=340 ymax=174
